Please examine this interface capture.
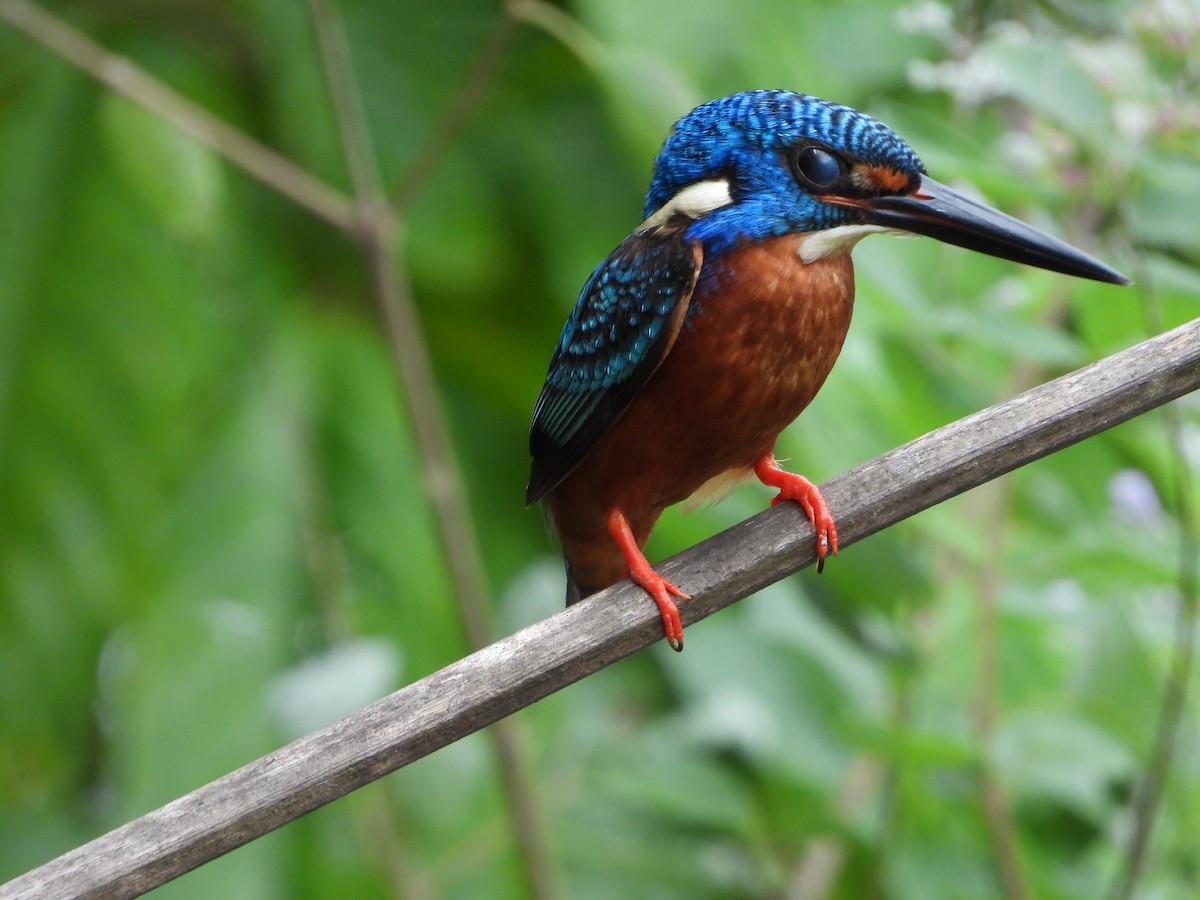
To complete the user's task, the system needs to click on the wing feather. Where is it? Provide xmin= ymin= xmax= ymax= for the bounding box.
xmin=526 ymin=228 xmax=702 ymax=504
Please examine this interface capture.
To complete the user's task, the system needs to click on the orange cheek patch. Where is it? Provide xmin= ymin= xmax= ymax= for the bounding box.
xmin=854 ymin=164 xmax=914 ymax=192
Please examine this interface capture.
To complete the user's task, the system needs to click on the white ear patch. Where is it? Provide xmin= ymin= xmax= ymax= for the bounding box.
xmin=797 ymin=224 xmax=897 ymax=263
xmin=639 ymin=179 xmax=733 ymax=231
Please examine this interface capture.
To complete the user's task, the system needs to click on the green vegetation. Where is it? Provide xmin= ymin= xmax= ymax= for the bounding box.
xmin=1 ymin=1 xmax=1197 ymax=897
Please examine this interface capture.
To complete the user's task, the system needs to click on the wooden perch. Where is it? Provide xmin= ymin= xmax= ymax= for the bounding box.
xmin=4 ymin=316 xmax=1200 ymax=900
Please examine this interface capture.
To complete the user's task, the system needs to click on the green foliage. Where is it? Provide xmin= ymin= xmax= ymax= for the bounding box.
xmin=1 ymin=0 xmax=1198 ymax=897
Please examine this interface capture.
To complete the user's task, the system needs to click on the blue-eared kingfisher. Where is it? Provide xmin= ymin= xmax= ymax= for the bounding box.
xmin=527 ymin=90 xmax=1129 ymax=651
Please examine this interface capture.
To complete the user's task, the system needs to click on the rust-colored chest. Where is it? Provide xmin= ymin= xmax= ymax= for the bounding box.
xmin=556 ymin=234 xmax=856 ymax=518
xmin=673 ymin=235 xmax=856 ymax=456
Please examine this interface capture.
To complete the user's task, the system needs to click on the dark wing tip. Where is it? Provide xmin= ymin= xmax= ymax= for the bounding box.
xmin=525 ymin=468 xmax=552 ymax=507
xmin=524 ymin=230 xmax=703 ymax=507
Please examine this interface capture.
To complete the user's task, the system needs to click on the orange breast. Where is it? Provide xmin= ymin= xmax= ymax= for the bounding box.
xmin=548 ymin=234 xmax=855 ymax=592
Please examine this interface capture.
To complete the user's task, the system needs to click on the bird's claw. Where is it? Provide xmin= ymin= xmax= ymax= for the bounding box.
xmin=631 ymin=570 xmax=689 ymax=651
xmin=608 ymin=509 xmax=691 ymax=650
xmin=755 ymin=458 xmax=839 ymax=572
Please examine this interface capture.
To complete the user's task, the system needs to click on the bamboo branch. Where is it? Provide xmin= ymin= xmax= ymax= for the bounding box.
xmin=390 ymin=6 xmax=519 ymax=210
xmin=304 ymin=2 xmax=558 ymax=897
xmin=967 ymin=300 xmax=1069 ymax=900
xmin=1111 ymin=264 xmax=1200 ymax=899
xmin=3 ymin=317 xmax=1199 ymax=900
xmin=785 ymin=755 xmax=885 ymax=899
xmin=0 ymin=0 xmax=359 ymax=234
xmin=1111 ymin=399 xmax=1198 ymax=900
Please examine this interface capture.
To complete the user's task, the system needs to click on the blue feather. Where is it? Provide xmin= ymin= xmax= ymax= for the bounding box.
xmin=526 ymin=228 xmax=700 ymax=504
xmin=643 ymin=90 xmax=925 ymax=253
xmin=528 ymin=90 xmax=927 ymax=502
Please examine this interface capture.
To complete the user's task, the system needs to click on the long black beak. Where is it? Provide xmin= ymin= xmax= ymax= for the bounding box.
xmin=847 ymin=174 xmax=1130 ymax=285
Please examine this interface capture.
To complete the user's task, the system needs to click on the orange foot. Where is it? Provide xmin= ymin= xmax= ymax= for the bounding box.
xmin=753 ymin=454 xmax=839 ymax=573
xmin=606 ymin=508 xmax=690 ymax=651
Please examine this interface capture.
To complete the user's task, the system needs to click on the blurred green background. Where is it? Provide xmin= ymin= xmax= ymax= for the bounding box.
xmin=1 ymin=0 xmax=1198 ymax=897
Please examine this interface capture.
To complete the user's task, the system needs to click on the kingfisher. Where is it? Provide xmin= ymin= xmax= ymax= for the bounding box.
xmin=527 ymin=90 xmax=1128 ymax=651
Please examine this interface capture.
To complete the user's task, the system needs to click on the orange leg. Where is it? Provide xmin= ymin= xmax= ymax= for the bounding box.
xmin=606 ymin=508 xmax=690 ymax=651
xmin=753 ymin=453 xmax=839 ymax=572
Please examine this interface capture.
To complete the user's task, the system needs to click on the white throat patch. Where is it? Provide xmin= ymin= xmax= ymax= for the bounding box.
xmin=638 ymin=179 xmax=733 ymax=232
xmin=797 ymin=224 xmax=897 ymax=263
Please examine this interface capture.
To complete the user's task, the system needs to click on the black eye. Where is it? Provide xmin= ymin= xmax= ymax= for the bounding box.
xmin=794 ymin=146 xmax=842 ymax=190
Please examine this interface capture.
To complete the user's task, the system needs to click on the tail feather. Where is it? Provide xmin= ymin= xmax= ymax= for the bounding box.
xmin=564 ymin=558 xmax=583 ymax=607
xmin=558 ymin=514 xmax=657 ymax=607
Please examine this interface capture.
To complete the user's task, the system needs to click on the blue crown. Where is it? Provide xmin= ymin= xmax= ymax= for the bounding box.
xmin=643 ymin=90 xmax=925 ymax=220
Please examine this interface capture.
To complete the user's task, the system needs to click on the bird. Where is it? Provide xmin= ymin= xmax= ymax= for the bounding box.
xmin=526 ymin=89 xmax=1129 ymax=651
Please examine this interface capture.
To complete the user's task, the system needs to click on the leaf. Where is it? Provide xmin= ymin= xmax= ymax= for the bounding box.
xmin=993 ymin=711 xmax=1134 ymax=823
xmin=268 ymin=638 xmax=403 ymax=738
xmin=98 ymin=94 xmax=226 ymax=241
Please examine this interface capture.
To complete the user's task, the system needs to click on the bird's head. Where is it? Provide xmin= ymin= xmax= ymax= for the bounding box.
xmin=640 ymin=90 xmax=1128 ymax=284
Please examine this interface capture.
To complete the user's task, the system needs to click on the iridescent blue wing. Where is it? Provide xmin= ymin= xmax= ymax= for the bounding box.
xmin=526 ymin=229 xmax=702 ymax=504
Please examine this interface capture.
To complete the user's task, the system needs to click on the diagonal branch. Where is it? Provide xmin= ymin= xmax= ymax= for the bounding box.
xmin=0 ymin=0 xmax=359 ymax=235
xmin=303 ymin=3 xmax=557 ymax=897
xmin=1111 ymin=262 xmax=1200 ymax=898
xmin=1112 ymin=400 xmax=1199 ymax=899
xmin=390 ymin=5 xmax=519 ymax=210
xmin=307 ymin=0 xmax=384 ymax=203
xmin=4 ymin=316 xmax=1199 ymax=900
